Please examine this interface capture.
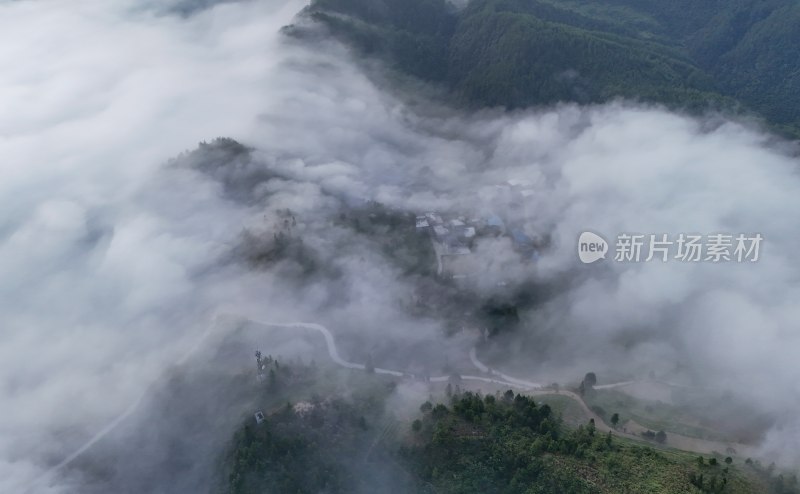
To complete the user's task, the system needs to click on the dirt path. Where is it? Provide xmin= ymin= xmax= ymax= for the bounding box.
xmin=467 ymin=348 xmax=756 ymax=457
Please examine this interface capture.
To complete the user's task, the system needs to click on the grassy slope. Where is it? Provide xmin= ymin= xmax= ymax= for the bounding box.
xmin=584 ymin=389 xmax=728 ymax=441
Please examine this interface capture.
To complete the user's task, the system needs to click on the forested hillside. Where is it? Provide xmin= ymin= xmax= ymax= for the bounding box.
xmin=306 ymin=0 xmax=800 ymax=135
xmin=219 ymin=372 xmax=798 ymax=494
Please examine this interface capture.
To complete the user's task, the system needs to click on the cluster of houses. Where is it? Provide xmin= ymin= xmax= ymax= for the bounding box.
xmin=416 ymin=207 xmax=542 ymax=280
xmin=416 ymin=212 xmax=477 ymax=256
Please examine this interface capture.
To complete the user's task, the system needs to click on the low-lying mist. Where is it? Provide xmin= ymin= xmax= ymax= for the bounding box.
xmin=3 ymin=0 xmax=800 ymax=492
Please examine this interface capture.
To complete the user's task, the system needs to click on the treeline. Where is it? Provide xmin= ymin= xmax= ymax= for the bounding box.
xmin=219 ymin=359 xmax=419 ymax=494
xmin=307 ymin=0 xmax=800 ymax=136
xmin=404 ymin=391 xmax=616 ymax=493
xmin=403 ymin=390 xmax=795 ymax=493
xmin=224 ymin=399 xmax=370 ymax=493
xmin=219 ymin=375 xmax=799 ymax=493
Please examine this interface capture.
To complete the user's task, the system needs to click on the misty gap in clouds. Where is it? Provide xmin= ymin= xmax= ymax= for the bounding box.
xmin=2 ymin=0 xmax=800 ymax=492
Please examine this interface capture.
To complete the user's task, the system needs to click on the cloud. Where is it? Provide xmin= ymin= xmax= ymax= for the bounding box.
xmin=0 ymin=1 xmax=307 ymax=492
xmin=246 ymin=22 xmax=800 ymax=463
xmin=4 ymin=0 xmax=800 ymax=491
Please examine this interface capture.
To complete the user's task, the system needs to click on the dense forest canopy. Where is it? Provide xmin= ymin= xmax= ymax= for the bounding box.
xmin=221 ymin=367 xmax=798 ymax=494
xmin=307 ymin=0 xmax=800 ymax=136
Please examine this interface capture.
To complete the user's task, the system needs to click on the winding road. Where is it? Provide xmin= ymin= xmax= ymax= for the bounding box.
xmin=245 ymin=321 xmax=757 ymax=458
xmin=25 ymin=315 xmax=754 ymax=492
xmin=271 ymin=322 xmax=546 ymax=389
